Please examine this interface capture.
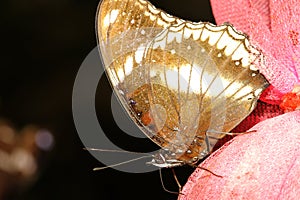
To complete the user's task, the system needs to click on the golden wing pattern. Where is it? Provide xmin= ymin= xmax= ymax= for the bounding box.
xmin=96 ymin=0 xmax=269 ymax=166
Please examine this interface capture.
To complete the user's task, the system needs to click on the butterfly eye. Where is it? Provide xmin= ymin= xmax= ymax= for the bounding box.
xmin=192 ymin=156 xmax=199 ymax=163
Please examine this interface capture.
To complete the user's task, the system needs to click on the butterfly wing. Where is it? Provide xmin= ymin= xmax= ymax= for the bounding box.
xmin=96 ymin=0 xmax=184 ymax=146
xmin=96 ymin=0 xmax=269 ymax=162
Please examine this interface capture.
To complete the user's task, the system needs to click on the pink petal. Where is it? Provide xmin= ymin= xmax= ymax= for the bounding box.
xmin=179 ymin=111 xmax=300 ymax=200
xmin=210 ymin=0 xmax=300 ymax=103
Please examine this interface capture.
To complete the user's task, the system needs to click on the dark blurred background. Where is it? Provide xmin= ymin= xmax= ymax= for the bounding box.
xmin=0 ymin=0 xmax=215 ymax=199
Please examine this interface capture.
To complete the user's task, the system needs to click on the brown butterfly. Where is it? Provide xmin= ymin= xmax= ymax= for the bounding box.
xmin=96 ymin=0 xmax=269 ymax=168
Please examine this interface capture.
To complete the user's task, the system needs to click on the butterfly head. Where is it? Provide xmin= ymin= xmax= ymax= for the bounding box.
xmin=147 ymin=149 xmax=200 ymax=168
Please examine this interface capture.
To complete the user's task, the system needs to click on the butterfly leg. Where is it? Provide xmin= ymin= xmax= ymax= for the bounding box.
xmin=159 ymin=168 xmax=184 ymax=195
xmin=228 ymin=130 xmax=257 ymax=136
xmin=191 ymin=164 xmax=223 ymax=178
xmin=171 ymin=168 xmax=182 ymax=193
xmin=206 ymin=129 xmax=257 ymax=139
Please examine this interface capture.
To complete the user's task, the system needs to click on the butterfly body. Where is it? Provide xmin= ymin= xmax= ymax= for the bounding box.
xmin=96 ymin=0 xmax=269 ymax=167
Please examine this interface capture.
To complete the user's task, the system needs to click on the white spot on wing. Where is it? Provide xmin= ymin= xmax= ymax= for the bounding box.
xmin=202 ymin=73 xmax=228 ymax=97
xmin=216 ymin=32 xmax=231 ymax=50
xmin=110 ymin=9 xmax=119 ymax=24
xmin=164 ymin=69 xmax=178 ymax=90
xmin=160 ymin=12 xmax=175 ymax=23
xmin=200 ymin=28 xmax=210 ymax=42
xmin=189 ymin=65 xmax=202 ymax=94
xmin=183 ymin=27 xmax=193 ymax=39
xmin=178 ymin=65 xmax=192 ymax=92
xmin=167 ymin=31 xmax=182 ymax=44
xmin=232 ymin=45 xmax=247 ymax=62
xmin=224 ymin=40 xmax=240 ymax=56
xmin=208 ymin=31 xmax=223 ymax=46
xmin=156 ymin=64 xmax=192 ymax=93
xmin=157 ymin=18 xmax=167 ymax=26
xmin=150 ymin=14 xmax=156 ymax=21
xmin=116 ymin=68 xmax=125 ymax=83
xmin=241 ymin=56 xmax=250 ymax=67
xmin=135 ymin=45 xmax=146 ymax=64
xmin=254 ymin=88 xmax=263 ymax=96
xmin=233 ymin=85 xmax=253 ymax=99
xmin=192 ymin=30 xmax=201 ymax=40
xmin=163 ymin=64 xmax=204 ymax=94
xmin=103 ymin=15 xmax=110 ymax=28
xmin=145 ymin=11 xmax=150 ymax=16
xmin=148 ymin=3 xmax=160 ymax=14
xmin=124 ymin=56 xmax=133 ymax=76
xmin=103 ymin=9 xmax=119 ymax=28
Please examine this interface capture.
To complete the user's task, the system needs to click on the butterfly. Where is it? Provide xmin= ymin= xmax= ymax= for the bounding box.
xmin=96 ymin=0 xmax=269 ymax=168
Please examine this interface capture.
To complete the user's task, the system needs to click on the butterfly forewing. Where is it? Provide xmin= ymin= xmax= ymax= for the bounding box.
xmin=96 ymin=0 xmax=269 ymax=165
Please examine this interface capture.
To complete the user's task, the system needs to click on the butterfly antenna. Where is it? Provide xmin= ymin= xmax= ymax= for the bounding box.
xmin=84 ymin=147 xmax=152 ymax=170
xmin=84 ymin=147 xmax=151 ymax=156
xmin=93 ymin=155 xmax=152 ymax=171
